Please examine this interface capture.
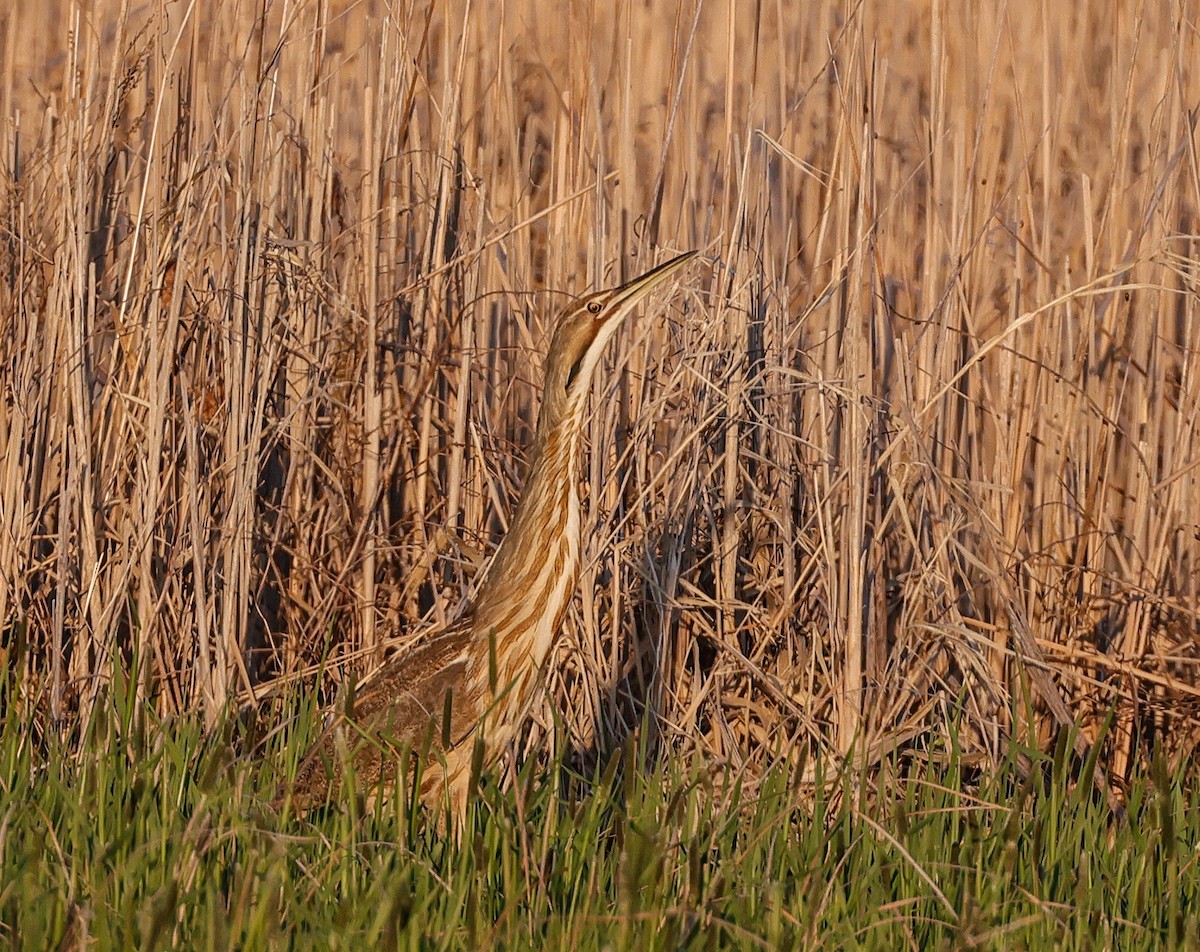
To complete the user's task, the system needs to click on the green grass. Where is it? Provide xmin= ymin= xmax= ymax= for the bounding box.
xmin=2 ymin=681 xmax=1196 ymax=951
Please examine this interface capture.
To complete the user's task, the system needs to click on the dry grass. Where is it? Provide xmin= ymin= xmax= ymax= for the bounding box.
xmin=2 ymin=0 xmax=1198 ymax=794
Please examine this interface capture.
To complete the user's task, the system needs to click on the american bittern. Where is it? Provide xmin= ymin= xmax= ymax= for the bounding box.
xmin=288 ymin=251 xmax=696 ymax=821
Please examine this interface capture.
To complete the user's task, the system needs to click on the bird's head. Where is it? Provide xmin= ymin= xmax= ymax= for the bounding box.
xmin=537 ymin=250 xmax=696 ymax=437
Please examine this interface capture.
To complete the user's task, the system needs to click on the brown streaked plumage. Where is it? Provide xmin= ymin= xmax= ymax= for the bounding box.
xmin=287 ymin=251 xmax=696 ymax=822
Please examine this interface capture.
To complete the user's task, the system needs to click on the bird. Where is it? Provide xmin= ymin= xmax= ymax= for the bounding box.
xmin=286 ymin=250 xmax=697 ymax=823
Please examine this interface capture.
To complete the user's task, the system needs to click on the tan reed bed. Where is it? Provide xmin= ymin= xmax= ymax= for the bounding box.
xmin=1 ymin=0 xmax=1198 ymax=798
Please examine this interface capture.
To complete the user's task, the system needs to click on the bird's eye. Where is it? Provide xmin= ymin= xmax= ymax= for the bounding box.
xmin=587 ymin=301 xmax=602 ymax=314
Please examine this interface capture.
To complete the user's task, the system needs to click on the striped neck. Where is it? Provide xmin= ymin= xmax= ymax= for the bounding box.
xmin=471 ymin=405 xmax=587 ymax=692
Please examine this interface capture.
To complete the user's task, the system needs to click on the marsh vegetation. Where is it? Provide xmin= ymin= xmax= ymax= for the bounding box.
xmin=1 ymin=0 xmax=1198 ymax=945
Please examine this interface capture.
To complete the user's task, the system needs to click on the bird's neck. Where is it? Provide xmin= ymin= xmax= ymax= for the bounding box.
xmin=471 ymin=414 xmax=585 ymax=679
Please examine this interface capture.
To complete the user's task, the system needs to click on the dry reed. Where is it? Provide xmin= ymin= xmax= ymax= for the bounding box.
xmin=2 ymin=0 xmax=1198 ymax=795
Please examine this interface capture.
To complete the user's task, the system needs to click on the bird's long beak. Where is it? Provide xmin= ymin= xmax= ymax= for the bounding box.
xmin=602 ymin=250 xmax=697 ymax=319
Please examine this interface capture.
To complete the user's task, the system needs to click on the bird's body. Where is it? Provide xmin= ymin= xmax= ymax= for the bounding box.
xmin=288 ymin=252 xmax=695 ymax=821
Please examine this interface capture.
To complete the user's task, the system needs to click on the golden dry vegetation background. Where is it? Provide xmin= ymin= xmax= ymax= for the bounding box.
xmin=1 ymin=0 xmax=1198 ymax=792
